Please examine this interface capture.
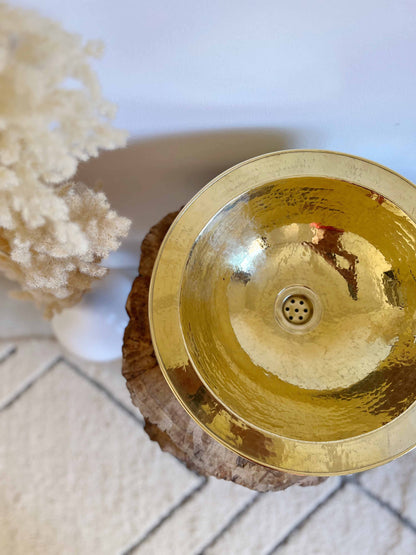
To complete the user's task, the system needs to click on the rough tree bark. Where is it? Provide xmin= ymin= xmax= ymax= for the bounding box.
xmin=122 ymin=211 xmax=324 ymax=492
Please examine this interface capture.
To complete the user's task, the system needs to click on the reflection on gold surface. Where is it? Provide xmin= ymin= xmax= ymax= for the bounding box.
xmin=150 ymin=150 xmax=416 ymax=474
xmin=180 ymin=177 xmax=416 ymax=441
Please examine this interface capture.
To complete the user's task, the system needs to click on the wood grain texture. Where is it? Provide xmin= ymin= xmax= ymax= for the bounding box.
xmin=122 ymin=211 xmax=324 ymax=491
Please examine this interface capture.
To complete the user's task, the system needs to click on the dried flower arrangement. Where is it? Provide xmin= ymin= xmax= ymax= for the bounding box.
xmin=0 ymin=3 xmax=131 ymax=317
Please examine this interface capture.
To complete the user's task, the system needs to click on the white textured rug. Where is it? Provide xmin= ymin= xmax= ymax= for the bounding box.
xmin=0 ymin=275 xmax=415 ymax=555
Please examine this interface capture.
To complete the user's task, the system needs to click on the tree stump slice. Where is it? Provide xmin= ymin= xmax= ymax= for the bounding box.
xmin=122 ymin=211 xmax=324 ymax=492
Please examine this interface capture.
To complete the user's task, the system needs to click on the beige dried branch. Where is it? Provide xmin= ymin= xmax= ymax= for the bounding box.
xmin=0 ymin=3 xmax=131 ymax=316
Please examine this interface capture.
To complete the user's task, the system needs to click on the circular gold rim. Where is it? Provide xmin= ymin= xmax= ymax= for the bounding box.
xmin=149 ymin=149 xmax=416 ymax=476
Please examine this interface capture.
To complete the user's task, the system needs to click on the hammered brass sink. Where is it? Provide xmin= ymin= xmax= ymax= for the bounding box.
xmin=149 ymin=150 xmax=416 ymax=475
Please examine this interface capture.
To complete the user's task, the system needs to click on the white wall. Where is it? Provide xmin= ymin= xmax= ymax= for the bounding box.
xmin=12 ymin=0 xmax=416 ymax=180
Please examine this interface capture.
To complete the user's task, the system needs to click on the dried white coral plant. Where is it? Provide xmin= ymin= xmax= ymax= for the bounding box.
xmin=0 ymin=3 xmax=131 ymax=317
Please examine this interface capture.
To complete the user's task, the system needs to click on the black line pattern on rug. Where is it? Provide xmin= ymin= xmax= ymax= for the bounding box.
xmin=266 ymin=478 xmax=347 ymax=554
xmin=0 ymin=355 xmax=62 ymax=412
xmin=198 ymin=492 xmax=262 ymax=554
xmin=349 ymin=479 xmax=416 ymax=534
xmin=121 ymin=478 xmax=209 ymax=554
xmin=63 ymin=358 xmax=204 ymax=479
xmin=62 ymin=358 xmax=144 ymax=426
xmin=0 ymin=344 xmax=17 ymax=365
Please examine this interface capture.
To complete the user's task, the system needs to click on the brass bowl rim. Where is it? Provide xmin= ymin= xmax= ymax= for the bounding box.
xmin=149 ymin=149 xmax=416 ymax=476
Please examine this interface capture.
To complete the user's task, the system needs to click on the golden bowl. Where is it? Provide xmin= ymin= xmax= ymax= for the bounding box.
xmin=149 ymin=150 xmax=416 ymax=475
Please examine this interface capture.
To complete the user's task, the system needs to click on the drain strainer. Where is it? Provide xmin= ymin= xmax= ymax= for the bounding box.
xmin=282 ymin=294 xmax=313 ymax=325
xmin=275 ymin=285 xmax=322 ymax=334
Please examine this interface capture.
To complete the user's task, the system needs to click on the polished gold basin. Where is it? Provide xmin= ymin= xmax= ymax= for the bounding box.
xmin=149 ymin=150 xmax=416 ymax=475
